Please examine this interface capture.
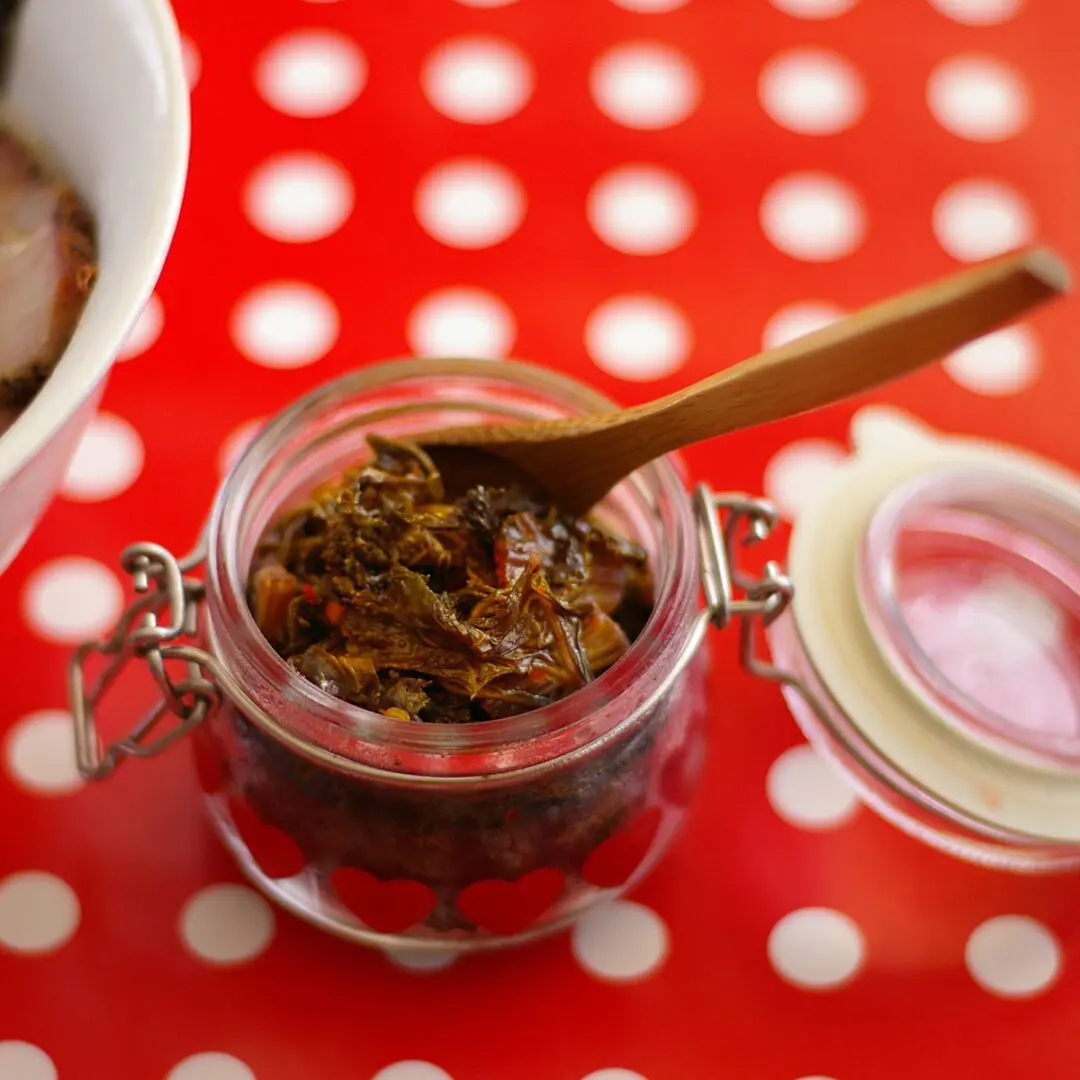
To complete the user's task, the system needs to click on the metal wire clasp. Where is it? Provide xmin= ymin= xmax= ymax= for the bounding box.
xmin=692 ymin=483 xmax=842 ymax=735
xmin=694 ymin=484 xmax=792 ymax=624
xmin=69 ymin=487 xmax=800 ymax=785
xmin=68 ymin=538 xmax=217 ymax=780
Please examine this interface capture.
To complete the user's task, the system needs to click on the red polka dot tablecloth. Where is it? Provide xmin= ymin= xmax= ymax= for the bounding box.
xmin=4 ymin=0 xmax=1080 ymax=1077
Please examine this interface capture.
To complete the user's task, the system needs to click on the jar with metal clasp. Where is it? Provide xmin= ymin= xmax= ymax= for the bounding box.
xmin=70 ymin=364 xmax=1080 ymax=956
xmin=69 ymin=359 xmax=789 ymax=951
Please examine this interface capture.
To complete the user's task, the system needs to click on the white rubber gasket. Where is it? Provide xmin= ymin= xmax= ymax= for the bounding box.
xmin=787 ymin=410 xmax=1080 ymax=843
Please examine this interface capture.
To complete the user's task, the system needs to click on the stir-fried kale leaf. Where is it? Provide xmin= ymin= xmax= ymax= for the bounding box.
xmin=248 ymin=437 xmax=654 ymax=723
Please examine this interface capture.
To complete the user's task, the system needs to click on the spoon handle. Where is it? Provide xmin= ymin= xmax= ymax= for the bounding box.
xmin=418 ymin=247 xmax=1070 ymax=514
xmin=614 ymin=246 xmax=1069 ymax=457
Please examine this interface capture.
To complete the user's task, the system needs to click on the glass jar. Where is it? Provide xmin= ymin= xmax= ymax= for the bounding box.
xmin=72 ymin=379 xmax=1080 ymax=953
xmin=71 ymin=359 xmax=783 ymax=951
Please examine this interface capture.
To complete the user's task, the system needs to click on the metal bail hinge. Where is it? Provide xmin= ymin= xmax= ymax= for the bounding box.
xmin=694 ymin=484 xmax=794 ymax=634
xmin=68 ymin=539 xmax=218 ymax=781
xmin=693 ymin=483 xmax=838 ymax=730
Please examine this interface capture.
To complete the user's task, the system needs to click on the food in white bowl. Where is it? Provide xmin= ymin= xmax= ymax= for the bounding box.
xmin=0 ymin=126 xmax=97 ymax=421
xmin=0 ymin=0 xmax=189 ymax=573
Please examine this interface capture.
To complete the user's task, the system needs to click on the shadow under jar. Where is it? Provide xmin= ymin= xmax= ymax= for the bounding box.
xmin=170 ymin=360 xmax=711 ymax=950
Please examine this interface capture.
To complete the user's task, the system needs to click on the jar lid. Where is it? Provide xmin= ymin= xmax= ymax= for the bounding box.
xmin=787 ymin=409 xmax=1080 ymax=844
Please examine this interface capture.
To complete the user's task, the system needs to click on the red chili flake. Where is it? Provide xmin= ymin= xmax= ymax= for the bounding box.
xmin=302 ymin=584 xmax=317 ymax=604
xmin=324 ymin=600 xmax=345 ymax=625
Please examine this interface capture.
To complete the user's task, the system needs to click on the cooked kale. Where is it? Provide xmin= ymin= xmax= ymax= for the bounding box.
xmin=248 ymin=437 xmax=653 ymax=722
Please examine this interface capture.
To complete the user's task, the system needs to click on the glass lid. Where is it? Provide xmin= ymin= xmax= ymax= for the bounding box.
xmin=859 ymin=468 xmax=1080 ymax=772
xmin=783 ymin=410 xmax=1080 ymax=845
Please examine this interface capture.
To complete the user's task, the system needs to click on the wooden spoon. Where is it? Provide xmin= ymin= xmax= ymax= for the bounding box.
xmin=420 ymin=247 xmax=1071 ymax=514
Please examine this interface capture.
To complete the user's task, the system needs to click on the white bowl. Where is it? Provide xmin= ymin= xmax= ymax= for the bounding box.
xmin=0 ymin=0 xmax=189 ymax=571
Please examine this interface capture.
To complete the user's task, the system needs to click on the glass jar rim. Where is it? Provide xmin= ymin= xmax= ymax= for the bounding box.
xmin=202 ymin=357 xmax=702 ymax=777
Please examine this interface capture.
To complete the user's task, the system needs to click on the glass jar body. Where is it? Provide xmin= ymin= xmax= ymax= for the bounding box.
xmin=193 ymin=646 xmax=709 ymax=947
xmin=192 ymin=359 xmax=709 ymax=949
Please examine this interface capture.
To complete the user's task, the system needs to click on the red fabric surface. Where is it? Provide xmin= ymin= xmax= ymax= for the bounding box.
xmin=3 ymin=1 xmax=1080 ymax=1078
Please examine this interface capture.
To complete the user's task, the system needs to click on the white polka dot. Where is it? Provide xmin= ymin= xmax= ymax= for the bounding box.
xmin=0 ymin=872 xmax=80 ymax=954
xmin=4 ymin=710 xmax=83 ymax=795
xmin=407 ymin=287 xmax=516 ymax=359
xmin=590 ymin=42 xmax=701 ymax=130
xmin=23 ymin=557 xmax=124 ymax=645
xmin=761 ymin=173 xmax=865 ymax=262
xmin=585 ymin=295 xmax=692 ymax=381
xmin=422 ymin=37 xmax=533 ymax=125
xmin=928 ymin=56 xmax=1028 ymax=142
xmin=571 ymin=900 xmax=670 ymax=982
xmin=850 ymin=403 xmax=929 ymax=452
xmin=945 ymin=324 xmax=1038 ymax=396
xmin=929 ymin=0 xmax=1022 ymax=25
xmin=581 ymin=1072 xmax=648 ymax=1080
xmin=244 ymin=153 xmax=354 ymax=243
xmin=181 ymin=34 xmax=201 ymax=91
xmin=762 ymin=301 xmax=845 ymax=350
xmin=166 ymin=1053 xmax=256 ymax=1080
xmin=0 ymin=1043 xmax=57 ymax=1080
xmin=231 ymin=282 xmax=339 ymax=369
xmin=179 ymin=883 xmax=275 ymax=966
xmin=60 ymin=413 xmax=144 ymax=502
xmin=796 ymin=1076 xmax=837 ymax=1080
xmin=768 ymin=908 xmax=866 ymax=990
xmin=759 ymin=50 xmax=865 ymax=135
xmin=933 ymin=179 xmax=1034 ymax=262
xmin=118 ymin=293 xmax=164 ymax=359
xmin=218 ymin=417 xmax=268 ymax=476
xmin=770 ymin=0 xmax=859 ymax=16
xmin=372 ymin=1064 xmax=453 ymax=1080
xmin=965 ymin=916 xmax=1062 ymax=998
xmin=415 ymin=158 xmax=525 ymax=249
xmin=384 ymin=947 xmax=458 ymax=973
xmin=255 ymin=30 xmax=366 ymax=118
xmin=763 ymin=439 xmax=848 ymax=518
xmin=767 ymin=744 xmax=860 ymax=830
xmin=587 ymin=165 xmax=696 ymax=255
